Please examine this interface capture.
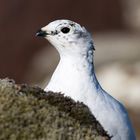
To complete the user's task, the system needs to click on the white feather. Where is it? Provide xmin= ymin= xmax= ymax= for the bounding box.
xmin=40 ymin=19 xmax=136 ymax=140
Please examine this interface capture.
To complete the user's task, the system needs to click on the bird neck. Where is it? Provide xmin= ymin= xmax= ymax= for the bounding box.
xmin=58 ymin=48 xmax=100 ymax=90
xmin=46 ymin=47 xmax=102 ymax=102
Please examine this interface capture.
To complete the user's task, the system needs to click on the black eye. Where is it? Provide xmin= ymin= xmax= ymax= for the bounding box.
xmin=61 ymin=27 xmax=70 ymax=33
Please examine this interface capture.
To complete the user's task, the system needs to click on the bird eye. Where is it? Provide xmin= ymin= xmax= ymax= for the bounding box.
xmin=61 ymin=27 xmax=70 ymax=34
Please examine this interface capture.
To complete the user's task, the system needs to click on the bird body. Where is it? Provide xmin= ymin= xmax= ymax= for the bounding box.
xmin=36 ymin=19 xmax=136 ymax=140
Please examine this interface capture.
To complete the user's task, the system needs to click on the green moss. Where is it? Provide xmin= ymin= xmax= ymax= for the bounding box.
xmin=0 ymin=78 xmax=110 ymax=140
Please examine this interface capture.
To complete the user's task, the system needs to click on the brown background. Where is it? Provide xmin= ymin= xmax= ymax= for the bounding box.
xmin=0 ymin=0 xmax=140 ymax=138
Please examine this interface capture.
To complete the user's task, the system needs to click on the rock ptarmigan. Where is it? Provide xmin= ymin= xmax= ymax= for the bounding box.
xmin=36 ymin=19 xmax=136 ymax=140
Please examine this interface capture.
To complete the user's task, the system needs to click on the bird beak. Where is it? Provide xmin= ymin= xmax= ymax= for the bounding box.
xmin=36 ymin=29 xmax=48 ymax=37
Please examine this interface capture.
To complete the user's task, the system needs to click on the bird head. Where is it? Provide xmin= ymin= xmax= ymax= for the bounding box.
xmin=36 ymin=19 xmax=94 ymax=56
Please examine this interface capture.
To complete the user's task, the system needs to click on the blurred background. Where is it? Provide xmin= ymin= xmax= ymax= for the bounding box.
xmin=0 ymin=0 xmax=140 ymax=138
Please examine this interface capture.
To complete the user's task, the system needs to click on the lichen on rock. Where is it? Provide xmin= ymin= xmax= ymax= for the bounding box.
xmin=0 ymin=78 xmax=110 ymax=140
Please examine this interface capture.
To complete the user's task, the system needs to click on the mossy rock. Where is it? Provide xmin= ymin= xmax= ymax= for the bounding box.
xmin=0 ymin=78 xmax=110 ymax=140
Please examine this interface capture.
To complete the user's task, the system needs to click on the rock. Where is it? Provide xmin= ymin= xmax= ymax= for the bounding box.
xmin=0 ymin=78 xmax=110 ymax=140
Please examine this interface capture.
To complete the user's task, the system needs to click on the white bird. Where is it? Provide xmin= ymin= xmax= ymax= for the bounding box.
xmin=36 ymin=19 xmax=136 ymax=140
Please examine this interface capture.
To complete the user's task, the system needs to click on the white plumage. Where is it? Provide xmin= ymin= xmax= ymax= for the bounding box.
xmin=36 ymin=19 xmax=136 ymax=140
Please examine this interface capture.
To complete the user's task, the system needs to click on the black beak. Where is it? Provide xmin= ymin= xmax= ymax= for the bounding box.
xmin=36 ymin=29 xmax=48 ymax=37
